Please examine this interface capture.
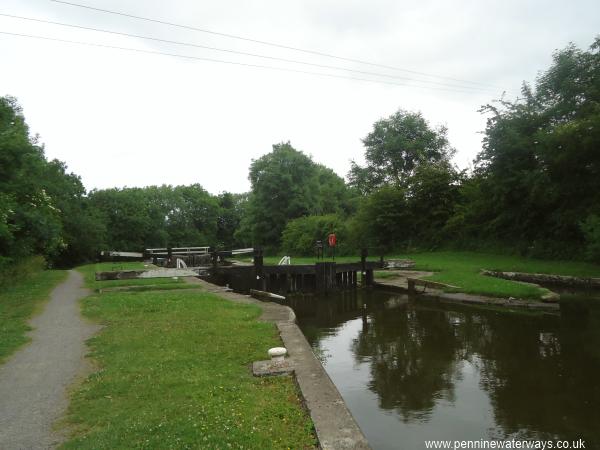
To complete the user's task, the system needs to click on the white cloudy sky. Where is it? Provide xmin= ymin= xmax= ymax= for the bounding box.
xmin=2 ymin=0 xmax=599 ymax=194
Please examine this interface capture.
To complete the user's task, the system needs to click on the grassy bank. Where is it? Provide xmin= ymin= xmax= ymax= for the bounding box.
xmin=0 ymin=257 xmax=67 ymax=363
xmin=402 ymin=251 xmax=600 ymax=299
xmin=62 ymin=271 xmax=316 ymax=449
xmin=263 ymin=251 xmax=600 ymax=299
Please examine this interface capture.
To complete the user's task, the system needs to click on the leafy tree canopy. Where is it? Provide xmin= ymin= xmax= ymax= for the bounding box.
xmin=245 ymin=142 xmax=349 ymax=248
xmin=88 ymin=184 xmax=221 ymax=251
xmin=349 ymin=109 xmax=455 ymax=194
xmin=350 ymin=185 xmax=411 ymax=251
xmin=472 ymin=37 xmax=600 ymax=257
xmin=0 ymin=97 xmax=63 ymax=266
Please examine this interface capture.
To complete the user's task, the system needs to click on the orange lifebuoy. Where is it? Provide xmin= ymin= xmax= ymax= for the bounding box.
xmin=328 ymin=233 xmax=337 ymax=247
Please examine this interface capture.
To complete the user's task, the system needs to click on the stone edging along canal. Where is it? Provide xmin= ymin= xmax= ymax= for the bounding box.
xmin=480 ymin=269 xmax=600 ymax=289
xmin=185 ymin=277 xmax=372 ymax=450
xmin=373 ymin=280 xmax=560 ymax=312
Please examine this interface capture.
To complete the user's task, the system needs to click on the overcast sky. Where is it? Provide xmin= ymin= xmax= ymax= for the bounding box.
xmin=2 ymin=0 xmax=599 ymax=194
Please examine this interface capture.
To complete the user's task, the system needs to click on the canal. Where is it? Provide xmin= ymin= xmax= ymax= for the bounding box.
xmin=280 ymin=290 xmax=600 ymax=449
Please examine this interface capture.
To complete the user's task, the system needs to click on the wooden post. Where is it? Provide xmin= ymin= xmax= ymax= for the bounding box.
xmin=360 ymin=248 xmax=368 ymax=286
xmin=210 ymin=247 xmax=218 ymax=269
xmin=366 ymin=269 xmax=374 ymax=286
xmin=253 ymin=247 xmax=264 ymax=290
xmin=408 ymin=279 xmax=416 ymax=296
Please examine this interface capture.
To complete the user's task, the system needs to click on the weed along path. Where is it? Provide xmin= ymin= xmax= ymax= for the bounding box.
xmin=0 ymin=270 xmax=99 ymax=450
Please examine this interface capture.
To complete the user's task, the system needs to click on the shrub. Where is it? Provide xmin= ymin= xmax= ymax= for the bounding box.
xmin=349 ymin=185 xmax=411 ymax=253
xmin=581 ymin=214 xmax=600 ymax=263
xmin=281 ymin=214 xmax=352 ymax=256
xmin=0 ymin=255 xmax=46 ymax=288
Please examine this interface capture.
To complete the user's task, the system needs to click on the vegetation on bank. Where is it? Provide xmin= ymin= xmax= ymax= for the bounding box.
xmin=403 ymin=251 xmax=600 ymax=299
xmin=2 ymin=39 xmax=599 ymax=273
xmin=62 ymin=271 xmax=316 ymax=449
xmin=1 ymin=32 xmax=597 ymax=450
xmin=264 ymin=251 xmax=600 ymax=300
xmin=0 ymin=257 xmax=66 ymax=363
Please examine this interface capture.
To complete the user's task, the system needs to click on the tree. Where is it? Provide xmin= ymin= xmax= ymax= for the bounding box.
xmin=89 ymin=184 xmax=220 ymax=251
xmin=0 ymin=96 xmax=63 ymax=266
xmin=164 ymin=185 xmax=219 ymax=247
xmin=313 ymin=164 xmax=352 ymax=216
xmin=89 ymin=188 xmax=155 ymax=251
xmin=216 ymin=192 xmax=247 ymax=248
xmin=350 ymin=185 xmax=411 ymax=252
xmin=349 ymin=109 xmax=455 ymax=194
xmin=407 ymin=161 xmax=463 ymax=246
xmin=245 ymin=142 xmax=349 ymax=249
xmin=0 ymin=96 xmax=107 ymax=267
xmin=470 ymin=38 xmax=600 ymax=257
xmin=42 ymin=159 xmax=106 ymax=266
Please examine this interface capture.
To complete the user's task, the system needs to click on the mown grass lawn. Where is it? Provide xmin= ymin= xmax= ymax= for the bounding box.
xmin=0 ymin=257 xmax=67 ymax=363
xmin=264 ymin=251 xmax=600 ymax=300
xmin=62 ymin=276 xmax=316 ymax=449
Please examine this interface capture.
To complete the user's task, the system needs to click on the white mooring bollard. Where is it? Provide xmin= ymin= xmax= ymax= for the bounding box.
xmin=268 ymin=347 xmax=287 ymax=362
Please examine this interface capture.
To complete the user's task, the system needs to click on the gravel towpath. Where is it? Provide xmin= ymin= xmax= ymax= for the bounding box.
xmin=0 ymin=270 xmax=99 ymax=450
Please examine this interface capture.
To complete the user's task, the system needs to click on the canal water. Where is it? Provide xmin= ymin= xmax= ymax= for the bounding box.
xmin=281 ymin=290 xmax=600 ymax=450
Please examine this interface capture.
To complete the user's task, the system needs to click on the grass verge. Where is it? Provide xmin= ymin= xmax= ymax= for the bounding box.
xmin=61 ymin=282 xmax=316 ymax=449
xmin=0 ymin=257 xmax=67 ymax=363
xmin=373 ymin=270 xmax=402 ymax=279
xmin=399 ymin=251 xmax=600 ymax=299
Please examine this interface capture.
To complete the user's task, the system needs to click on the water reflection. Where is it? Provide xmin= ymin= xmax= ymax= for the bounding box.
xmin=284 ymin=290 xmax=600 ymax=449
xmin=353 ymin=304 xmax=462 ymax=422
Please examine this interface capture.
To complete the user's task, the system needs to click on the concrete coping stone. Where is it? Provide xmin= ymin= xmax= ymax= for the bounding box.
xmin=252 ymin=359 xmax=294 ymax=377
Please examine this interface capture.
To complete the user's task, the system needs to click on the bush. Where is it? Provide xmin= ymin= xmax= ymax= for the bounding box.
xmin=581 ymin=214 xmax=600 ymax=263
xmin=281 ymin=214 xmax=352 ymax=256
xmin=0 ymin=255 xmax=46 ymax=288
xmin=349 ymin=185 xmax=411 ymax=253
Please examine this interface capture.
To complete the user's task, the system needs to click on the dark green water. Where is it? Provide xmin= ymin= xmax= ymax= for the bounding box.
xmin=285 ymin=290 xmax=600 ymax=450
